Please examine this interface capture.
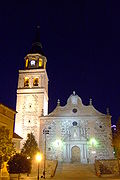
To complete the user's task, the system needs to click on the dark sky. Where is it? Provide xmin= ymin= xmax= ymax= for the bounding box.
xmin=0 ymin=0 xmax=119 ymax=124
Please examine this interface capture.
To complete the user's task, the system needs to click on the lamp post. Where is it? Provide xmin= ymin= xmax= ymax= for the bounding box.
xmin=36 ymin=153 xmax=42 ymax=180
xmin=43 ymin=128 xmax=49 ymax=179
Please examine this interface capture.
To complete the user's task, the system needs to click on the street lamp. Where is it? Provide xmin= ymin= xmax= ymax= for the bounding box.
xmin=43 ymin=128 xmax=49 ymax=179
xmin=36 ymin=153 xmax=42 ymax=180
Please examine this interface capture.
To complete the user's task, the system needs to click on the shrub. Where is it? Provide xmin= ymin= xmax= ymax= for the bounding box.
xmin=7 ymin=153 xmax=31 ymax=174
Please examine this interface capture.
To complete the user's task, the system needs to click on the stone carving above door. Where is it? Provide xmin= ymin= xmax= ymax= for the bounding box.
xmin=69 ymin=125 xmax=86 ymax=141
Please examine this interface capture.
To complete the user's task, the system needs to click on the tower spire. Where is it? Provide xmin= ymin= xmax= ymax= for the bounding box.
xmin=33 ymin=26 xmax=41 ymax=46
xmin=25 ymin=26 xmax=47 ymax=69
xmin=29 ymin=26 xmax=44 ymax=55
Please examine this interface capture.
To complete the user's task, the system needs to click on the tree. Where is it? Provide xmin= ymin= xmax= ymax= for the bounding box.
xmin=0 ymin=126 xmax=15 ymax=167
xmin=7 ymin=153 xmax=31 ymax=174
xmin=21 ymin=133 xmax=39 ymax=159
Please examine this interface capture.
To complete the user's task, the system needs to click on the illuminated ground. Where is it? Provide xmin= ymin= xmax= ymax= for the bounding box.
xmin=52 ymin=163 xmax=120 ymax=180
xmin=0 ymin=163 xmax=120 ymax=180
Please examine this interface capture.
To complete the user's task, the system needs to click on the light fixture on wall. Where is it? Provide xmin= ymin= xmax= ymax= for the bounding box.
xmin=89 ymin=137 xmax=98 ymax=147
xmin=53 ymin=139 xmax=63 ymax=148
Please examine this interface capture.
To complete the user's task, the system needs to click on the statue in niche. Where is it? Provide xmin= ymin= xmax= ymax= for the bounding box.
xmin=73 ymin=128 xmax=78 ymax=137
xmin=69 ymin=121 xmax=80 ymax=140
xmin=69 ymin=121 xmax=87 ymax=140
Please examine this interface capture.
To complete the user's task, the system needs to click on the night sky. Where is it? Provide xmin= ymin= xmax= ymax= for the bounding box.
xmin=0 ymin=0 xmax=119 ymax=124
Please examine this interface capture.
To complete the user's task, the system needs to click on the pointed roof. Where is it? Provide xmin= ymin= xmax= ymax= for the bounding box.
xmin=29 ymin=26 xmax=44 ymax=56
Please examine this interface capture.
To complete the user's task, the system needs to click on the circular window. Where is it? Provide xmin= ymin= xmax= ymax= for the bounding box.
xmin=72 ymin=121 xmax=78 ymax=126
xmin=48 ymin=147 xmax=51 ymax=151
xmin=72 ymin=108 xmax=77 ymax=113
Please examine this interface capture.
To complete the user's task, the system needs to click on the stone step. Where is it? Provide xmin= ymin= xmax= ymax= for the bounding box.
xmin=56 ymin=163 xmax=95 ymax=173
xmin=53 ymin=163 xmax=120 ymax=180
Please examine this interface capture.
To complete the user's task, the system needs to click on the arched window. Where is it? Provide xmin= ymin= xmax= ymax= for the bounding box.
xmin=33 ymin=77 xmax=39 ymax=86
xmin=25 ymin=58 xmax=28 ymax=68
xmin=24 ymin=77 xmax=29 ymax=87
xmin=39 ymin=58 xmax=43 ymax=67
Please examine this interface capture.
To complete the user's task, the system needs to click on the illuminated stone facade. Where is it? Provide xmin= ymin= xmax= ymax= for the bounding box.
xmin=15 ymin=35 xmax=114 ymax=163
xmin=40 ymin=92 xmax=114 ymax=163
xmin=15 ymin=52 xmax=48 ymax=147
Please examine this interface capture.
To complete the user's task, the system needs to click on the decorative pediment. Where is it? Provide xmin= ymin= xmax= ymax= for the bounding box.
xmin=46 ymin=92 xmax=106 ymax=117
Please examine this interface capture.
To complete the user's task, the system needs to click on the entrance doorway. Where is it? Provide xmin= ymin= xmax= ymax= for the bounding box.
xmin=71 ymin=146 xmax=80 ymax=162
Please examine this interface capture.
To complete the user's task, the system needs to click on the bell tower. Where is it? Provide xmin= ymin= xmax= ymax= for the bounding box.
xmin=15 ymin=28 xmax=48 ymax=147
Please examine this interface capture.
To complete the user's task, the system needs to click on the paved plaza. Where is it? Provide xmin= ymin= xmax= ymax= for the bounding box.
xmin=0 ymin=163 xmax=120 ymax=180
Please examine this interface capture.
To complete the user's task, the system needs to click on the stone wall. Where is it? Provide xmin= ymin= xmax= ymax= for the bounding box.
xmin=40 ymin=116 xmax=114 ymax=163
xmin=15 ymin=69 xmax=48 ymax=148
xmin=95 ymin=159 xmax=120 ymax=177
xmin=93 ymin=116 xmax=114 ymax=160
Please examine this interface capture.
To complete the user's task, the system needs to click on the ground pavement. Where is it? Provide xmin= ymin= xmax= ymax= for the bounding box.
xmin=0 ymin=163 xmax=120 ymax=180
xmin=52 ymin=163 xmax=120 ymax=180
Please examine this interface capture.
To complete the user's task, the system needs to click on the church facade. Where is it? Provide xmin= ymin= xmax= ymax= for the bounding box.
xmin=15 ymin=34 xmax=114 ymax=163
xmin=40 ymin=93 xmax=114 ymax=163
